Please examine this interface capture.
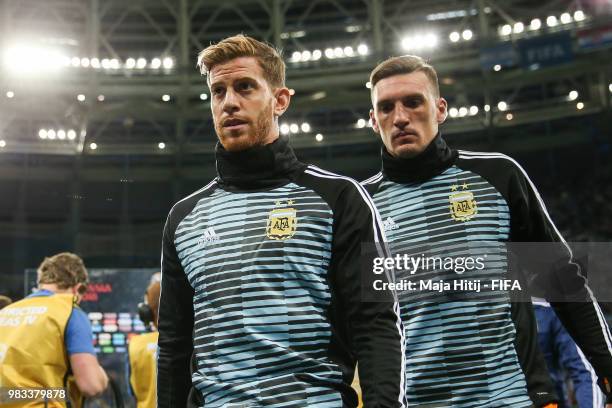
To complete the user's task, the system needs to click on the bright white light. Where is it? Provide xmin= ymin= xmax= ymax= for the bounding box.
xmin=289 ymin=89 xmax=295 ymax=96
xmin=136 ymin=58 xmax=147 ymax=69
xmin=301 ymin=123 xmax=311 ymax=133
xmin=315 ymin=133 xmax=323 ymax=142
xmin=89 ymin=142 xmax=97 ymax=150
xmin=356 ymin=119 xmax=367 ymax=128
xmin=574 ymin=10 xmax=585 ymax=21
xmin=6 ymin=91 xmax=14 ymax=98
xmin=67 ymin=130 xmax=76 ymax=140
xmin=357 ymin=44 xmax=368 ymax=55
xmin=506 ymin=113 xmax=514 ymax=120
xmin=0 ymin=140 xmax=5 ymax=148
xmin=402 ymin=33 xmax=439 ymax=51
xmin=458 ymin=107 xmax=468 ymax=117
xmin=530 ymin=18 xmax=542 ymax=30
xmin=301 ymin=50 xmax=312 ymax=61
xmin=333 ymin=47 xmax=344 ymax=58
xmin=484 ymin=104 xmax=490 ymax=112
xmin=162 ymin=57 xmax=173 ymax=69
xmin=71 ymin=57 xmax=80 ymax=67
xmin=343 ymin=46 xmax=354 ymax=57
xmin=449 ymin=32 xmax=460 ymax=42
xmin=77 ymin=94 xmax=85 ymax=102
xmin=80 ymin=58 xmax=90 ymax=67
xmin=57 ymin=130 xmax=66 ymax=140
xmin=151 ymin=58 xmax=161 ymax=69
xmin=110 ymin=59 xmax=119 ymax=69
xmin=494 ymin=64 xmax=501 ymax=71
xmin=101 ymin=59 xmax=111 ymax=69
xmin=469 ymin=105 xmax=479 ymax=116
xmin=513 ymin=22 xmax=524 ymax=34
xmin=312 ymin=49 xmax=322 ymax=60
xmin=48 ymin=130 xmax=56 ymax=139
xmin=560 ymin=13 xmax=572 ymax=24
xmin=61 ymin=56 xmax=71 ymax=67
xmin=462 ymin=29 xmax=473 ymax=40
xmin=4 ymin=45 xmax=66 ymax=73
xmin=568 ymin=90 xmax=578 ymax=101
xmin=280 ymin=123 xmax=290 ymax=135
xmin=609 ymin=83 xmax=612 ymax=93
xmin=292 ymin=51 xmax=301 ymax=62
xmin=289 ymin=123 xmax=299 ymax=134
xmin=576 ymin=102 xmax=584 ymax=110
xmin=158 ymin=142 xmax=166 ymax=149
xmin=324 ymin=48 xmax=334 ymax=59
xmin=200 ymin=93 xmax=208 ymax=100
xmin=365 ymin=81 xmax=372 ymax=89
xmin=91 ymin=58 xmax=100 ymax=68
xmin=125 ymin=58 xmax=136 ymax=69
xmin=39 ymin=129 xmax=47 ymax=139
xmin=501 ymin=24 xmax=512 ymax=36
xmin=497 ymin=101 xmax=508 ymax=111
xmin=162 ymin=94 xmax=170 ymax=102
xmin=546 ymin=15 xmax=558 ymax=27
xmin=97 ymin=94 xmax=105 ymax=102
xmin=449 ymin=107 xmax=458 ymax=118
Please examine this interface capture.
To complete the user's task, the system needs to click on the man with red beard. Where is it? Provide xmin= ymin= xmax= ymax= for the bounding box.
xmin=157 ymin=35 xmax=406 ymax=408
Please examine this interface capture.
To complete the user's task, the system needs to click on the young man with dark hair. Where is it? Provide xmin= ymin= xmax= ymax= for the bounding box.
xmin=157 ymin=35 xmax=405 ymax=408
xmin=361 ymin=54 xmax=612 ymax=407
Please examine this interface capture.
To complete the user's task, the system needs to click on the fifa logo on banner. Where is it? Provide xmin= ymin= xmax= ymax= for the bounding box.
xmin=266 ymin=201 xmax=297 ymax=240
xmin=449 ymin=183 xmax=478 ymax=221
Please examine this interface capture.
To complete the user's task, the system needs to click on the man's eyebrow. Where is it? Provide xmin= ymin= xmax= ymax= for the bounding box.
xmin=210 ymin=76 xmax=257 ymax=88
xmin=376 ymin=92 xmax=425 ymax=108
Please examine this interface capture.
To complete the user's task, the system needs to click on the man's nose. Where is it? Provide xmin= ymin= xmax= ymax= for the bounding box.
xmin=393 ymin=103 xmax=410 ymax=128
xmin=222 ymin=89 xmax=240 ymax=114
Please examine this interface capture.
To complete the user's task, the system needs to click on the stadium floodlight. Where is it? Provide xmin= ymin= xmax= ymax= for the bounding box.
xmin=494 ymin=64 xmax=501 ymax=71
xmin=77 ymin=94 xmax=85 ymax=102
xmin=356 ymin=119 xmax=367 ymax=128
xmin=506 ymin=113 xmax=513 ymax=120
xmin=289 ymin=89 xmax=296 ymax=96
xmin=365 ymin=81 xmax=372 ymax=89
xmin=39 ymin=129 xmax=47 ymax=139
xmin=291 ymin=51 xmax=301 ymax=62
xmin=200 ymin=93 xmax=208 ymax=100
xmin=574 ymin=10 xmax=585 ymax=21
xmin=162 ymin=57 xmax=173 ymax=69
xmin=48 ymin=129 xmax=56 ymax=139
xmin=110 ymin=59 xmax=120 ymax=69
xmin=497 ymin=101 xmax=508 ymax=111
xmin=530 ymin=18 xmax=542 ymax=30
xmin=280 ymin=123 xmax=290 ymax=135
xmin=469 ymin=105 xmax=479 ymax=116
xmin=90 ymin=58 xmax=100 ymax=68
xmin=576 ymin=102 xmax=584 ymax=110
xmin=136 ymin=58 xmax=147 ymax=69
xmin=6 ymin=91 xmax=14 ymax=98
xmin=333 ymin=47 xmax=344 ymax=58
xmin=80 ymin=58 xmax=90 ymax=67
xmin=560 ymin=13 xmax=572 ymax=24
xmin=343 ymin=46 xmax=354 ymax=57
xmin=546 ymin=16 xmax=558 ymax=27
xmin=89 ymin=142 xmax=97 ymax=150
xmin=289 ymin=123 xmax=299 ymax=134
xmin=484 ymin=104 xmax=490 ymax=112
xmin=4 ymin=44 xmax=67 ymax=74
xmin=462 ymin=29 xmax=473 ymax=40
xmin=513 ymin=22 xmax=524 ymax=34
xmin=449 ymin=32 xmax=460 ymax=42
xmin=71 ymin=56 xmax=81 ymax=67
xmin=315 ymin=133 xmax=323 ymax=142
xmin=357 ymin=44 xmax=369 ymax=55
xmin=568 ymin=90 xmax=578 ymax=101
xmin=458 ymin=107 xmax=468 ymax=117
xmin=151 ymin=58 xmax=161 ymax=69
xmin=125 ymin=58 xmax=136 ymax=69
xmin=449 ymin=107 xmax=458 ymax=118
xmin=402 ymin=33 xmax=438 ymax=51
xmin=97 ymin=95 xmax=105 ymax=102
xmin=301 ymin=50 xmax=312 ymax=61
xmin=324 ymin=48 xmax=334 ymax=59
xmin=101 ymin=59 xmax=111 ymax=69
xmin=312 ymin=49 xmax=322 ymax=60
xmin=500 ymin=24 xmax=512 ymax=36
xmin=57 ymin=130 xmax=66 ymax=140
xmin=158 ymin=142 xmax=166 ymax=149
xmin=162 ymin=94 xmax=170 ymax=102
xmin=0 ymin=140 xmax=5 ymax=148
xmin=67 ymin=130 xmax=76 ymax=140
xmin=609 ymin=83 xmax=612 ymax=93
xmin=301 ymin=123 xmax=311 ymax=133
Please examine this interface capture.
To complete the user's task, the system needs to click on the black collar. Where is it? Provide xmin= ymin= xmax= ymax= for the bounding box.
xmin=382 ymin=133 xmax=457 ymax=183
xmin=215 ymin=136 xmax=306 ymax=191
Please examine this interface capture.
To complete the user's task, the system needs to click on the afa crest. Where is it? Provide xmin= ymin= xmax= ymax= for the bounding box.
xmin=449 ymin=183 xmax=478 ymax=221
xmin=266 ymin=207 xmax=297 ymax=240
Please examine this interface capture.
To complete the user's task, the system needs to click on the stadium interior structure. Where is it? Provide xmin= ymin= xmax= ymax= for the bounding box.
xmin=1 ymin=0 xmax=611 ymax=300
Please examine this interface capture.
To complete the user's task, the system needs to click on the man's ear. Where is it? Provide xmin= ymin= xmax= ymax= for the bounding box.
xmin=437 ymin=97 xmax=448 ymax=124
xmin=273 ymin=87 xmax=291 ymax=117
xmin=369 ymin=109 xmax=380 ymax=134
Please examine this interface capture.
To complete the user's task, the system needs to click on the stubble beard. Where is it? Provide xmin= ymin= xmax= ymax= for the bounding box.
xmin=217 ymin=102 xmax=274 ymax=152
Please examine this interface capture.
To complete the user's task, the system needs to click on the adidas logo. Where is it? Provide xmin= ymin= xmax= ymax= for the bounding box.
xmin=383 ymin=217 xmax=399 ymax=231
xmin=198 ymin=227 xmax=220 ymax=246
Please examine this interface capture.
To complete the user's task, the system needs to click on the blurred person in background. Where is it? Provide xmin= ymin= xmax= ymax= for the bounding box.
xmin=127 ymin=273 xmax=161 ymax=408
xmin=0 ymin=252 xmax=108 ymax=407
xmin=0 ymin=295 xmax=12 ymax=310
